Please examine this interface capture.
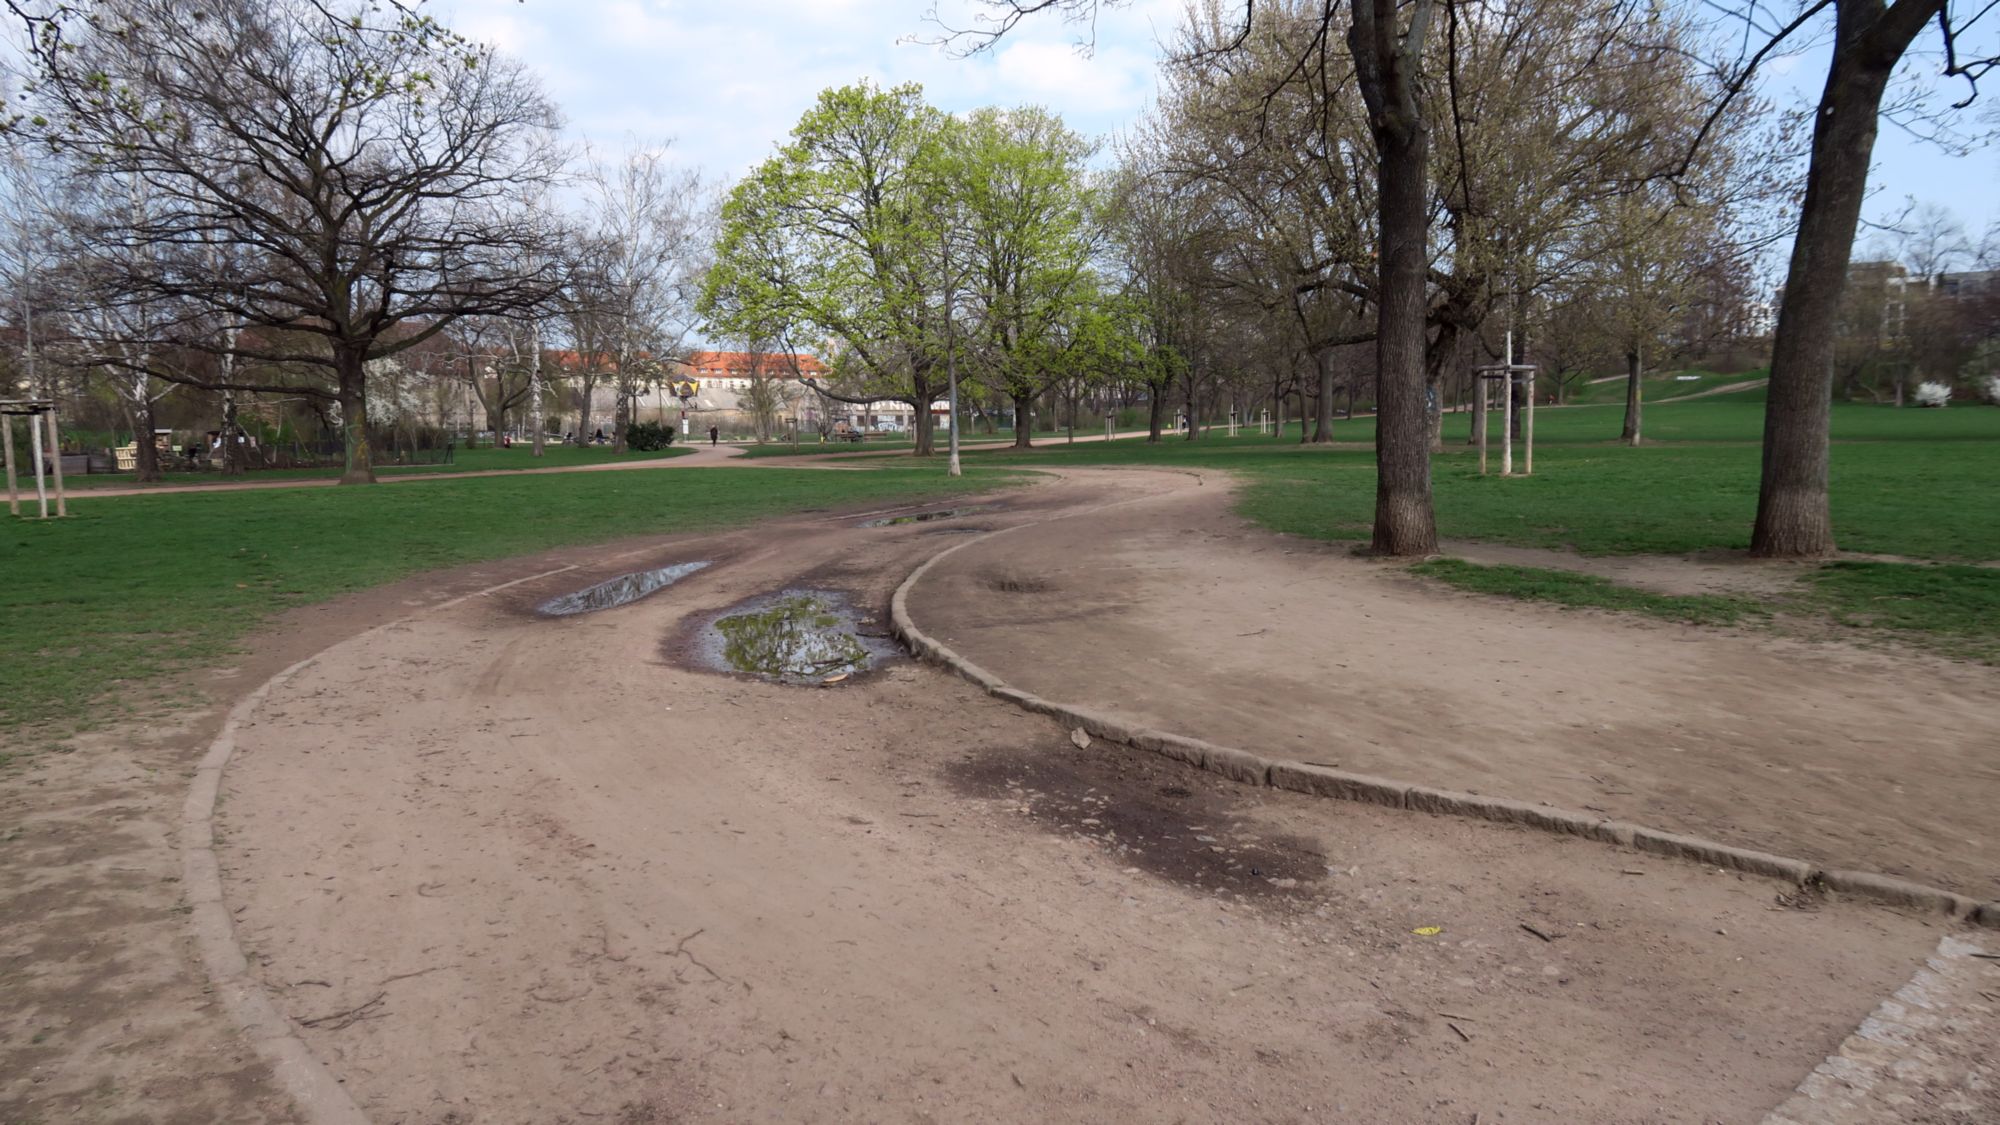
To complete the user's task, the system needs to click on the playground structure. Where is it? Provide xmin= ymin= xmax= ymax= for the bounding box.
xmin=1474 ymin=332 xmax=1537 ymax=477
xmin=2 ymin=398 xmax=67 ymax=518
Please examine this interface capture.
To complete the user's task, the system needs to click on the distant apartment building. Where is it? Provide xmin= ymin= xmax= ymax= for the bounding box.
xmin=530 ymin=348 xmax=950 ymax=437
xmin=1756 ymin=259 xmax=1976 ymax=344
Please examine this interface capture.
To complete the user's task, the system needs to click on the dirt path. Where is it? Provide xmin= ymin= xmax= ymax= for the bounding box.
xmin=906 ymin=470 xmax=2000 ymax=897
xmin=189 ymin=471 xmax=1971 ymax=1124
xmin=58 ymin=442 xmax=752 ymax=501
xmin=7 ymin=469 xmax=1992 ymax=1123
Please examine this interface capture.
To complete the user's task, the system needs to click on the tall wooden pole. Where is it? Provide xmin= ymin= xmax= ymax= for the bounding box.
xmin=1524 ymin=368 xmax=1535 ymax=476
xmin=29 ymin=407 xmax=48 ymax=518
xmin=1477 ymin=376 xmax=1488 ymax=476
xmin=45 ymin=406 xmax=66 ymax=516
xmin=1501 ymin=331 xmax=1516 ymax=477
xmin=2 ymin=415 xmax=18 ymax=515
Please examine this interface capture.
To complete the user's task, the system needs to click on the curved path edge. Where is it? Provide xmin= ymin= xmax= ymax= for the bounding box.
xmin=888 ymin=493 xmax=2000 ymax=933
xmin=181 ymin=564 xmax=581 ymax=1125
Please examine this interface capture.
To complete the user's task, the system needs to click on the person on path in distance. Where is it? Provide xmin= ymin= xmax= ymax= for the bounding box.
xmin=709 ymin=424 xmax=718 ymax=446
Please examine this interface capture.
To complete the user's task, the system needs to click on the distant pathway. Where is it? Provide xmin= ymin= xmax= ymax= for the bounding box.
xmin=59 ymin=442 xmax=752 ymax=500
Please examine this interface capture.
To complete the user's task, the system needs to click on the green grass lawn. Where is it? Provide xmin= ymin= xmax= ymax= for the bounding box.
xmin=0 ymin=464 xmax=1006 ymax=739
xmin=1557 ymin=369 xmax=1766 ymax=406
xmin=50 ymin=442 xmax=693 ymax=490
xmin=980 ymin=400 xmax=2000 ymax=560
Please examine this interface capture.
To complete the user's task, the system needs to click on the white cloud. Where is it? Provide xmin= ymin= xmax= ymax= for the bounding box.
xmin=434 ymin=0 xmax=1168 ymax=182
xmin=992 ymin=39 xmax=1150 ymax=111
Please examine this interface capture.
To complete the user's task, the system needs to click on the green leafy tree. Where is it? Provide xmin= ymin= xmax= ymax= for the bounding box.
xmin=951 ymin=106 xmax=1101 ymax=449
xmin=702 ymin=82 xmax=953 ymax=456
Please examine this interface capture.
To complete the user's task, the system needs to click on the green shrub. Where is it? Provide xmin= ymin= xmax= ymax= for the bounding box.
xmin=626 ymin=420 xmax=677 ymax=451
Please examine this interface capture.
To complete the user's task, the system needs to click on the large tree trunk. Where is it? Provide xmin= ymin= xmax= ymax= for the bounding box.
xmin=1752 ymin=1 xmax=1930 ymax=559
xmin=132 ymin=395 xmax=160 ymax=483
xmin=1621 ymin=348 xmax=1643 ymax=445
xmin=221 ymin=393 xmax=244 ymax=476
xmin=613 ymin=380 xmax=633 ymax=453
xmin=1624 ymin=346 xmax=1640 ymax=442
xmin=1312 ymin=350 xmax=1335 ymax=443
xmin=574 ymin=378 xmax=595 ymax=446
xmin=1012 ymin=390 xmax=1034 ymax=449
xmin=336 ymin=348 xmax=376 ymax=484
xmin=1146 ymin=388 xmax=1165 ymax=442
xmin=1352 ymin=0 xmax=1439 ymax=557
xmin=912 ymin=371 xmax=937 ymax=456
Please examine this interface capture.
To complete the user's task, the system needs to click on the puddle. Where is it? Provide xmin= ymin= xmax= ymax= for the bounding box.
xmin=858 ymin=505 xmax=997 ymax=528
xmin=923 ymin=525 xmax=991 ymax=536
xmin=536 ymin=561 xmax=711 ymax=617
xmin=694 ymin=588 xmax=897 ymax=683
xmin=945 ymin=743 xmax=1326 ymax=901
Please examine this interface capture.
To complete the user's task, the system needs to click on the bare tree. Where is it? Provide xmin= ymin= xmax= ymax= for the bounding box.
xmin=9 ymin=0 xmax=568 ymax=482
xmin=577 ymin=144 xmax=709 ymax=452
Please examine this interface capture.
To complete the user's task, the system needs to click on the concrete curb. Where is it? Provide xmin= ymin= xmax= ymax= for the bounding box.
xmin=890 ymin=520 xmax=1999 ymax=931
xmin=182 ymin=564 xmax=579 ymax=1125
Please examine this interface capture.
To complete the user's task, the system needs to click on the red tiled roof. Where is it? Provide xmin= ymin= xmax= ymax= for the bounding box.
xmin=684 ymin=351 xmax=827 ymax=379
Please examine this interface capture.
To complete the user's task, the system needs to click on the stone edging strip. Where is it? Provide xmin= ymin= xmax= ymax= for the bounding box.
xmin=182 ymin=564 xmax=580 ymax=1125
xmin=889 ymin=515 xmax=2000 ymax=931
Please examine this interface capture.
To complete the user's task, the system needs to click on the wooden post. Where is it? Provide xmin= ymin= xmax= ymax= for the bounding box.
xmin=45 ymin=407 xmax=66 ymax=516
xmin=2 ymin=413 xmax=18 ymax=515
xmin=1501 ymin=331 xmax=1516 ymax=477
xmin=29 ymin=408 xmax=49 ymax=517
xmin=1524 ymin=372 xmax=1535 ymax=476
xmin=1477 ymin=376 xmax=1488 ymax=476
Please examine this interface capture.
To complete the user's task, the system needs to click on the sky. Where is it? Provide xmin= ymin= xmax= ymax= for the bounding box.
xmin=440 ymin=0 xmax=1998 ymax=271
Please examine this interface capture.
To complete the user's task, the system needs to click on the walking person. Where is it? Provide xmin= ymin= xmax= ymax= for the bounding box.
xmin=708 ymin=424 xmax=718 ymax=447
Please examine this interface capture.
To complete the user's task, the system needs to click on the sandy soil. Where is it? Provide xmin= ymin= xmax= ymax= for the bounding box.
xmin=6 ymin=467 xmax=1991 ymax=1124
xmin=907 ymin=470 xmax=2000 ymax=898
xmin=200 ymin=472 xmax=1961 ymax=1124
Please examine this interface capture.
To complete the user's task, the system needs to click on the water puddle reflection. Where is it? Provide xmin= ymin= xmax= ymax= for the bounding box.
xmin=696 ymin=588 xmax=896 ymax=683
xmin=537 ymin=561 xmax=711 ymax=617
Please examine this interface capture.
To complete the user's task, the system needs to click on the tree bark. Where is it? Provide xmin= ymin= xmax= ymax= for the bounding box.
xmin=1312 ymin=350 xmax=1335 ymax=443
xmin=221 ymin=393 xmax=244 ymax=476
xmin=1752 ymin=0 xmax=1933 ymax=559
xmin=1352 ymin=0 xmax=1439 ymax=556
xmin=132 ymin=395 xmax=160 ymax=482
xmin=529 ymin=332 xmax=545 ymax=457
xmin=336 ymin=347 xmax=376 ymax=484
xmin=573 ymin=379 xmax=595 ymax=446
xmin=1147 ymin=388 xmax=1165 ymax=442
xmin=1621 ymin=348 xmax=1643 ymax=445
xmin=1012 ymin=389 xmax=1034 ymax=449
xmin=912 ymin=370 xmax=937 ymax=456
